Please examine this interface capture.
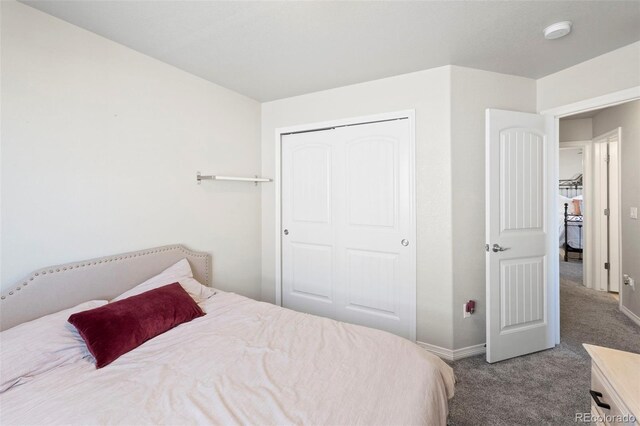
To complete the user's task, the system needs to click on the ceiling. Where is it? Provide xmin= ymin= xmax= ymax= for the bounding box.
xmin=21 ymin=1 xmax=640 ymax=102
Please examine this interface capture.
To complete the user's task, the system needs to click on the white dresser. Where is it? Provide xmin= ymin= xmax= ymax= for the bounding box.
xmin=584 ymin=344 xmax=640 ymax=426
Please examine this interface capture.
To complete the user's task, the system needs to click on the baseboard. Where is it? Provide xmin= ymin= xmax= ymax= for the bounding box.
xmin=418 ymin=306 xmax=638 ymax=360
xmin=453 ymin=343 xmax=487 ymax=360
xmin=417 ymin=341 xmax=486 ymax=362
xmin=417 ymin=342 xmax=454 ymax=360
xmin=621 ymin=305 xmax=640 ymax=328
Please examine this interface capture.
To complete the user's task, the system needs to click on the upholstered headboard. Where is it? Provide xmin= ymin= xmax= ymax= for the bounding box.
xmin=0 ymin=245 xmax=211 ymax=331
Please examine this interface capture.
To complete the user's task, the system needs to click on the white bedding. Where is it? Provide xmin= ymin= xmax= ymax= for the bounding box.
xmin=0 ymin=291 xmax=455 ymax=425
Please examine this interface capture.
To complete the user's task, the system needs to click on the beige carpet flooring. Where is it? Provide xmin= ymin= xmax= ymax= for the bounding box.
xmin=446 ymin=259 xmax=640 ymax=425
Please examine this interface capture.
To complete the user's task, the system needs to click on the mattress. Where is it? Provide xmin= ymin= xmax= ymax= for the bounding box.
xmin=0 ymin=291 xmax=455 ymax=425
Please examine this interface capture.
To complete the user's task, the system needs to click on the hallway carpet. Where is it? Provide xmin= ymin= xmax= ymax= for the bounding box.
xmin=446 ymin=262 xmax=640 ymax=425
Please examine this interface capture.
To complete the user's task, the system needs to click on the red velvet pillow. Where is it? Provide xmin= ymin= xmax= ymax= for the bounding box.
xmin=68 ymin=282 xmax=204 ymax=368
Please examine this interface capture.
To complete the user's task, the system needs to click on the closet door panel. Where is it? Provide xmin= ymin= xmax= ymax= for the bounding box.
xmin=333 ymin=120 xmax=412 ymax=338
xmin=282 ymin=131 xmax=336 ymax=318
xmin=281 ymin=118 xmax=415 ymax=340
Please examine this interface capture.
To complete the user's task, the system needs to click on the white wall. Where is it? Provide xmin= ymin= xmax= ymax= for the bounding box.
xmin=261 ymin=66 xmax=536 ymax=350
xmin=560 ymin=118 xmax=592 ymax=142
xmin=450 ymin=66 xmax=537 ymax=349
xmin=537 ymin=42 xmax=640 ymax=112
xmin=592 ymin=100 xmax=640 ymax=318
xmin=4 ymin=0 xmax=638 ymax=349
xmin=261 ymin=67 xmax=454 ymax=348
xmin=0 ymin=2 xmax=263 ymax=298
xmin=558 ymin=148 xmax=583 ymax=180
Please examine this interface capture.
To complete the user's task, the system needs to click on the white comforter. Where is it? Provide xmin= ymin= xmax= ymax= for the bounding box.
xmin=0 ymin=291 xmax=455 ymax=425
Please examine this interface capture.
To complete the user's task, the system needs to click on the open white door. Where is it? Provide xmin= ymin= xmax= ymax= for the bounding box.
xmin=593 ymin=129 xmax=621 ymax=293
xmin=486 ymin=109 xmax=556 ymax=363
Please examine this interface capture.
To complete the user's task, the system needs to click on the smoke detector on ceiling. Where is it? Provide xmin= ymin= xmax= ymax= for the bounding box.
xmin=544 ymin=21 xmax=572 ymax=40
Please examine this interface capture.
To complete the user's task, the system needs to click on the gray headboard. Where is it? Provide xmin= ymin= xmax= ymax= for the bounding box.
xmin=0 ymin=245 xmax=211 ymax=331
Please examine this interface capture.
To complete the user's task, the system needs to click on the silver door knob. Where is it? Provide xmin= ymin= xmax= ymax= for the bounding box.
xmin=283 ymin=229 xmax=289 ymax=236
xmin=401 ymin=239 xmax=409 ymax=246
xmin=492 ymin=244 xmax=509 ymax=252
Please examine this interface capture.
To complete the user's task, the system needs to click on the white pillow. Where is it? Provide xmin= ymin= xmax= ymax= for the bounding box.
xmin=112 ymin=258 xmax=214 ymax=303
xmin=0 ymin=300 xmax=107 ymax=393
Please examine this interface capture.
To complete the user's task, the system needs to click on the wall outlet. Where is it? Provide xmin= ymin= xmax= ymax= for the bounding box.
xmin=630 ymin=207 xmax=638 ymax=220
xmin=463 ymin=304 xmax=471 ymax=318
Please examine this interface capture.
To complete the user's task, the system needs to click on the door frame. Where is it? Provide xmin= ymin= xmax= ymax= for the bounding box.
xmin=558 ymin=140 xmax=592 ymax=289
xmin=273 ymin=109 xmax=417 ymax=340
xmin=592 ymin=128 xmax=622 ymax=293
xmin=541 ymin=86 xmax=639 ymax=345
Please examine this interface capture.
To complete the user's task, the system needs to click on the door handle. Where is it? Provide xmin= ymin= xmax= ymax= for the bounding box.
xmin=283 ymin=229 xmax=289 ymax=236
xmin=492 ymin=244 xmax=509 ymax=253
xmin=401 ymin=239 xmax=409 ymax=246
xmin=589 ymin=390 xmax=610 ymax=410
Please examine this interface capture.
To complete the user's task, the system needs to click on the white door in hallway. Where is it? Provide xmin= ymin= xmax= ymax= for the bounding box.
xmin=486 ymin=109 xmax=556 ymax=363
xmin=281 ymin=118 xmax=416 ymax=340
xmin=593 ymin=129 xmax=621 ymax=293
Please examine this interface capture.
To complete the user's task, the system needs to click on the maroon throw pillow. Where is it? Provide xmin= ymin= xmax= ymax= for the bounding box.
xmin=68 ymin=282 xmax=204 ymax=368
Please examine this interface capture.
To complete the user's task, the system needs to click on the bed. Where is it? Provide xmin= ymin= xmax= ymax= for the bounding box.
xmin=558 ymin=173 xmax=582 ymax=199
xmin=561 ymin=201 xmax=583 ymax=261
xmin=558 ymin=175 xmax=584 ymax=262
xmin=0 ymin=245 xmax=455 ymax=425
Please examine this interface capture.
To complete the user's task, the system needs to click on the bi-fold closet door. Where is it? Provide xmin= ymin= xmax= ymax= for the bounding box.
xmin=281 ymin=119 xmax=415 ymax=340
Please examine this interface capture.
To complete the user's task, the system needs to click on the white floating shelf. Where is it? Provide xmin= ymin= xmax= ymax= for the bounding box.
xmin=197 ymin=172 xmax=272 ymax=185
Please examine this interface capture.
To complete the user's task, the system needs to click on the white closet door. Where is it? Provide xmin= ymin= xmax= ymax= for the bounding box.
xmin=281 ymin=130 xmax=336 ymax=318
xmin=281 ymin=119 xmax=415 ymax=340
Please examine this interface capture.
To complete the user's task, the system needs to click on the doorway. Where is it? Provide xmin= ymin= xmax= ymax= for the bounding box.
xmin=558 ymin=114 xmax=623 ymax=296
xmin=542 ymin=88 xmax=640 ymax=346
xmin=554 ymin=98 xmax=640 ymax=346
xmin=593 ymin=129 xmax=621 ymax=293
xmin=558 ymin=145 xmax=584 ymax=262
xmin=485 ymin=91 xmax=639 ymax=361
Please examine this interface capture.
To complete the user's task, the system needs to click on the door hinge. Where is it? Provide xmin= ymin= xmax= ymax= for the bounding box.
xmin=605 ymin=154 xmax=610 ymax=163
xmin=604 ymin=262 xmax=610 ymax=270
xmin=604 ymin=208 xmax=609 ymax=216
